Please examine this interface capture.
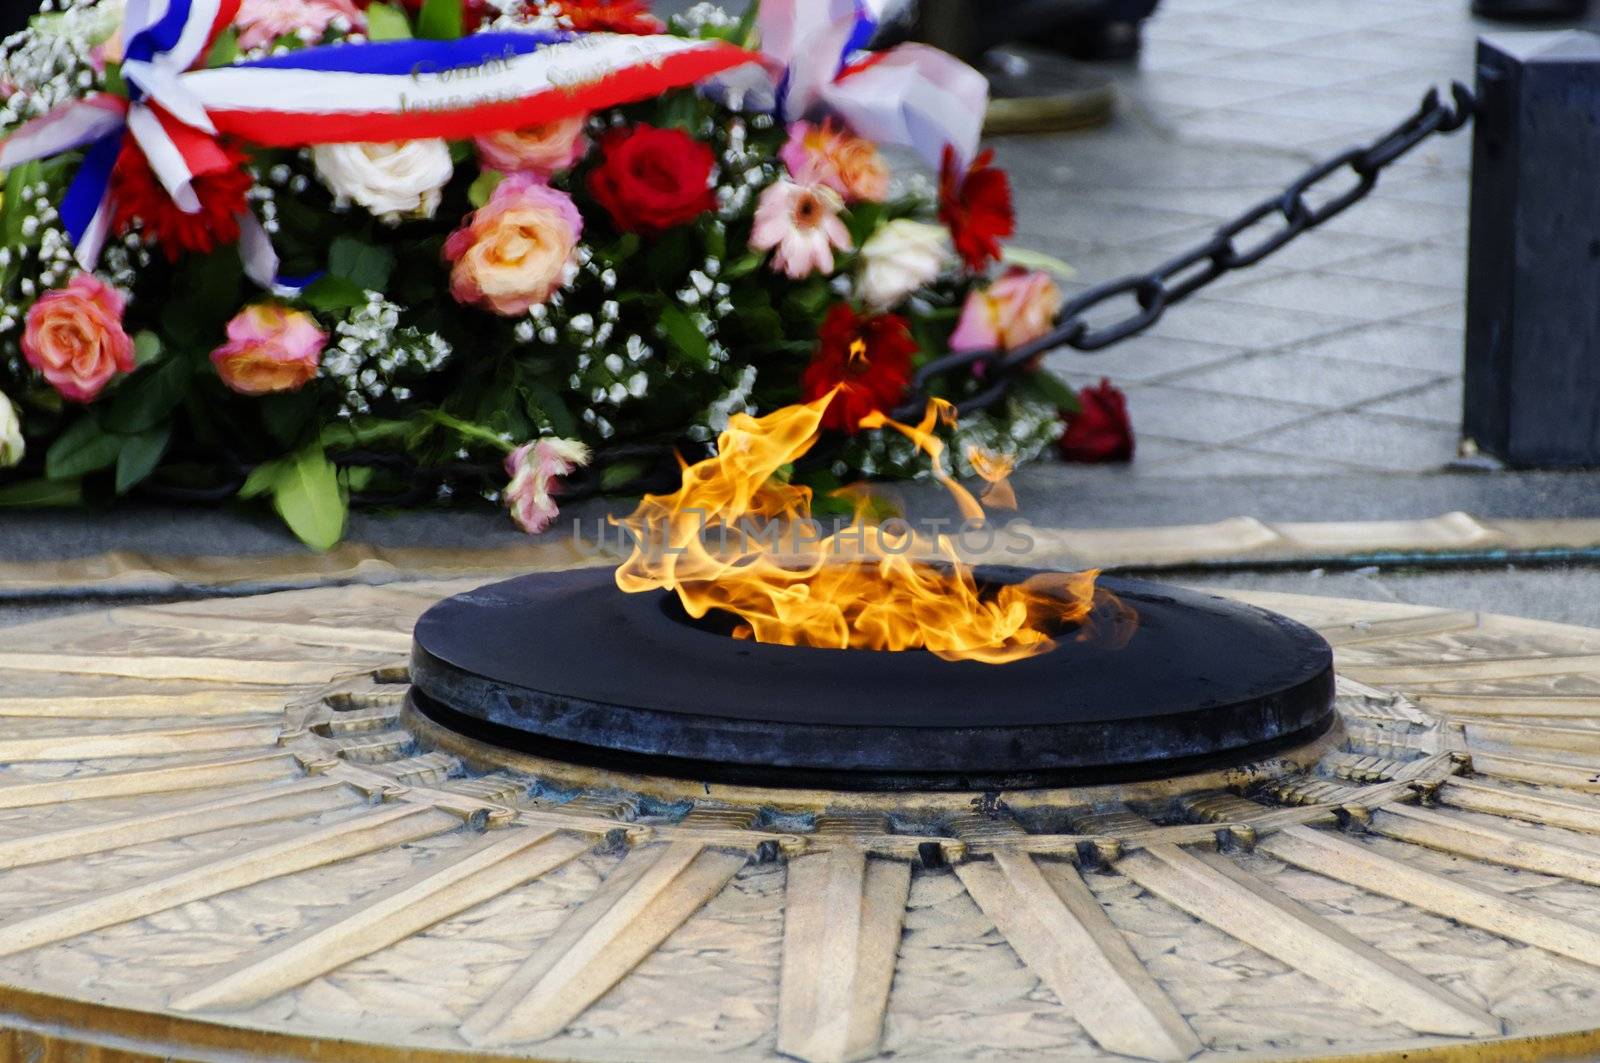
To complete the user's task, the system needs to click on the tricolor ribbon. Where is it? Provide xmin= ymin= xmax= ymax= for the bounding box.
xmin=746 ymin=0 xmax=988 ymax=169
xmin=0 ymin=0 xmax=754 ymax=286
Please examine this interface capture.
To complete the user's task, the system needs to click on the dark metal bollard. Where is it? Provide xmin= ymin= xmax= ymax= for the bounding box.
xmin=1465 ymin=32 xmax=1600 ymax=467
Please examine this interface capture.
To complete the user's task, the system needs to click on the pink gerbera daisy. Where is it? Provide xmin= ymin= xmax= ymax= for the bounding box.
xmin=749 ymin=179 xmax=853 ymax=280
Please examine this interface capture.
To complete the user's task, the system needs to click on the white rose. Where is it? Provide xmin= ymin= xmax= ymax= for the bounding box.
xmin=0 ymin=390 xmax=22 ymax=469
xmin=857 ymin=219 xmax=949 ymax=309
xmin=311 ymin=140 xmax=453 ymax=224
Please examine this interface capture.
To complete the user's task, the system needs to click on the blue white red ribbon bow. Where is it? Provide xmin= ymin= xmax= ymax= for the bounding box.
xmin=748 ymin=0 xmax=988 ymax=169
xmin=0 ymin=0 xmax=753 ymax=285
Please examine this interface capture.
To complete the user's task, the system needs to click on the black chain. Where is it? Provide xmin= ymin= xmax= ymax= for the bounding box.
xmin=894 ymin=80 xmax=1477 ymax=421
xmin=136 ymin=82 xmax=1477 ymax=508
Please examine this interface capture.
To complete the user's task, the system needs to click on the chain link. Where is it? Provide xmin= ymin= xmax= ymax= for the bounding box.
xmin=895 ymin=80 xmax=1477 ymax=420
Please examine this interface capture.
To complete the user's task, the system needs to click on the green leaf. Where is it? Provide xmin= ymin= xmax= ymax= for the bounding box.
xmin=103 ymin=358 xmax=189 ymax=433
xmin=270 ymin=444 xmax=347 ymax=550
xmin=114 ymin=424 xmax=171 ymax=495
xmin=133 ymin=330 xmax=163 ymax=367
xmin=205 ymin=26 xmax=239 ymax=67
xmin=237 ymin=459 xmax=283 ymax=501
xmin=328 ymin=235 xmax=394 ymax=292
xmin=720 ymin=252 xmax=763 ymax=281
xmin=365 ymin=2 xmax=412 ymax=39
xmin=320 ymin=417 xmax=412 ymax=449
xmin=0 ymin=477 xmax=83 ymax=508
xmin=300 ymin=274 xmax=369 ymax=312
xmin=844 ymin=202 xmax=885 ymax=247
xmin=657 ymin=304 xmax=711 ymax=369
xmin=1000 ymin=245 xmax=1077 ymax=279
xmin=45 ymin=416 xmax=122 ymax=480
xmin=1023 ymin=369 xmax=1082 ymax=414
xmin=525 ymin=384 xmax=577 ymax=438
xmin=600 ymin=459 xmax=649 ymax=491
xmin=468 ymin=169 xmax=505 ymax=209
xmin=261 ymin=390 xmax=318 ymax=448
xmin=416 ymin=0 xmax=463 ymax=39
xmin=162 ymin=247 xmax=243 ymax=346
xmin=2 ymin=162 xmax=42 ymax=248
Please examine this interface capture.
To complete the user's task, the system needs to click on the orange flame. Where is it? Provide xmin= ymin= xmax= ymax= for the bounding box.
xmin=613 ymin=394 xmax=1114 ymax=664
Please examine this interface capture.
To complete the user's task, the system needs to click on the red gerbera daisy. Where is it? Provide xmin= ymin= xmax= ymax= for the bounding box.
xmin=801 ymin=303 xmax=918 ymax=434
xmin=549 ymin=0 xmax=663 ymax=33
xmin=108 ymin=139 xmax=253 ymax=261
xmin=938 ymin=145 xmax=1015 ymax=272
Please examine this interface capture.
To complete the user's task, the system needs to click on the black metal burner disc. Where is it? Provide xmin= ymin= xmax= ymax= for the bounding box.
xmin=408 ymin=567 xmax=1336 ymax=790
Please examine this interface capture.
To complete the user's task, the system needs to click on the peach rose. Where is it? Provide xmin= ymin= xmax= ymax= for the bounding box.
xmin=210 ymin=303 xmax=326 ymax=395
xmin=474 ymin=114 xmax=589 ymax=176
xmin=949 ymin=268 xmax=1063 ymax=352
xmin=444 ymin=174 xmax=583 ymax=317
xmin=779 ymin=119 xmax=889 ymax=204
xmin=21 ymin=274 xmax=135 ymax=403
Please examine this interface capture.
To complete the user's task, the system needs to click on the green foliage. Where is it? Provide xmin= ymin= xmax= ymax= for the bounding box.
xmin=417 ymin=0 xmax=464 ymax=39
xmin=656 ymin=304 xmax=711 ymax=369
xmin=365 ymin=3 xmax=412 ymax=39
xmin=0 ymin=478 xmax=83 ymax=508
xmin=329 ymin=235 xmax=395 ymax=292
xmin=241 ymin=444 xmax=348 ymax=550
xmin=45 ymin=416 xmax=124 ymax=480
xmin=205 ymin=27 xmax=240 ymax=68
xmin=114 ymin=425 xmax=171 ymax=495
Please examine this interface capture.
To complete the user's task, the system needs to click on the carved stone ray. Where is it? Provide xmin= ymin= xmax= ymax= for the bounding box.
xmin=461 ymin=829 xmax=749 ymax=1047
xmin=778 ymin=815 xmax=911 ymax=1063
xmin=1317 ymin=611 xmax=1480 ymax=647
xmin=1367 ymin=804 xmax=1600 ymax=885
xmin=1343 ymin=653 xmax=1600 ymax=686
xmin=1441 ymin=777 xmax=1600 ymax=834
xmin=0 ymin=777 xmax=354 ymax=870
xmin=0 ymin=803 xmax=459 ymax=957
xmin=1258 ymin=825 xmax=1600 ymax=968
xmin=1465 ymin=749 xmax=1600 ymax=792
xmin=957 ymin=851 xmax=1202 ymax=1061
xmin=1414 ymin=693 xmax=1600 ymax=718
xmin=0 ymin=691 xmax=286 ymax=719
xmin=0 ymin=652 xmax=365 ymax=685
xmin=1460 ymin=718 xmax=1600 ymax=755
xmin=171 ymin=827 xmax=593 ymax=1012
xmin=112 ymin=609 xmax=415 ymax=654
xmin=0 ymin=751 xmax=301 ymax=809
xmin=1082 ymin=811 xmax=1498 ymax=1038
xmin=0 ymin=721 xmax=283 ymax=762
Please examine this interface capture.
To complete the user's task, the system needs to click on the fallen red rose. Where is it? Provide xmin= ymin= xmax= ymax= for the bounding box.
xmin=801 ymin=303 xmax=918 ymax=434
xmin=1059 ymin=378 xmax=1134 ymax=462
xmin=109 ymin=138 xmax=253 ymax=261
xmin=939 ymin=145 xmax=1015 ymax=272
xmin=587 ymin=124 xmax=717 ymax=235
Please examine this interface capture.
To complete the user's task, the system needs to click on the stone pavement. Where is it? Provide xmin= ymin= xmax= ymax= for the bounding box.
xmin=1012 ymin=0 xmax=1485 ymax=478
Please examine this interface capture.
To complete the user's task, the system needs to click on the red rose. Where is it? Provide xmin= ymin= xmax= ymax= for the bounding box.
xmin=801 ymin=303 xmax=918 ymax=434
xmin=587 ymin=125 xmax=716 ymax=235
xmin=1059 ymin=379 xmax=1134 ymax=462
xmin=938 ymin=145 xmax=1015 ymax=272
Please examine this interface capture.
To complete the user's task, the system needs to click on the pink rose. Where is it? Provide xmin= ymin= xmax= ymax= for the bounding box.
xmin=210 ymin=303 xmax=326 ymax=395
xmin=474 ymin=115 xmax=590 ymax=176
xmin=234 ymin=0 xmax=364 ymax=50
xmin=504 ymin=437 xmax=589 ymax=534
xmin=779 ymin=119 xmax=889 ymax=204
xmin=949 ymin=268 xmax=1063 ymax=352
xmin=444 ymin=174 xmax=583 ymax=316
xmin=21 ymin=274 xmax=136 ymax=403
